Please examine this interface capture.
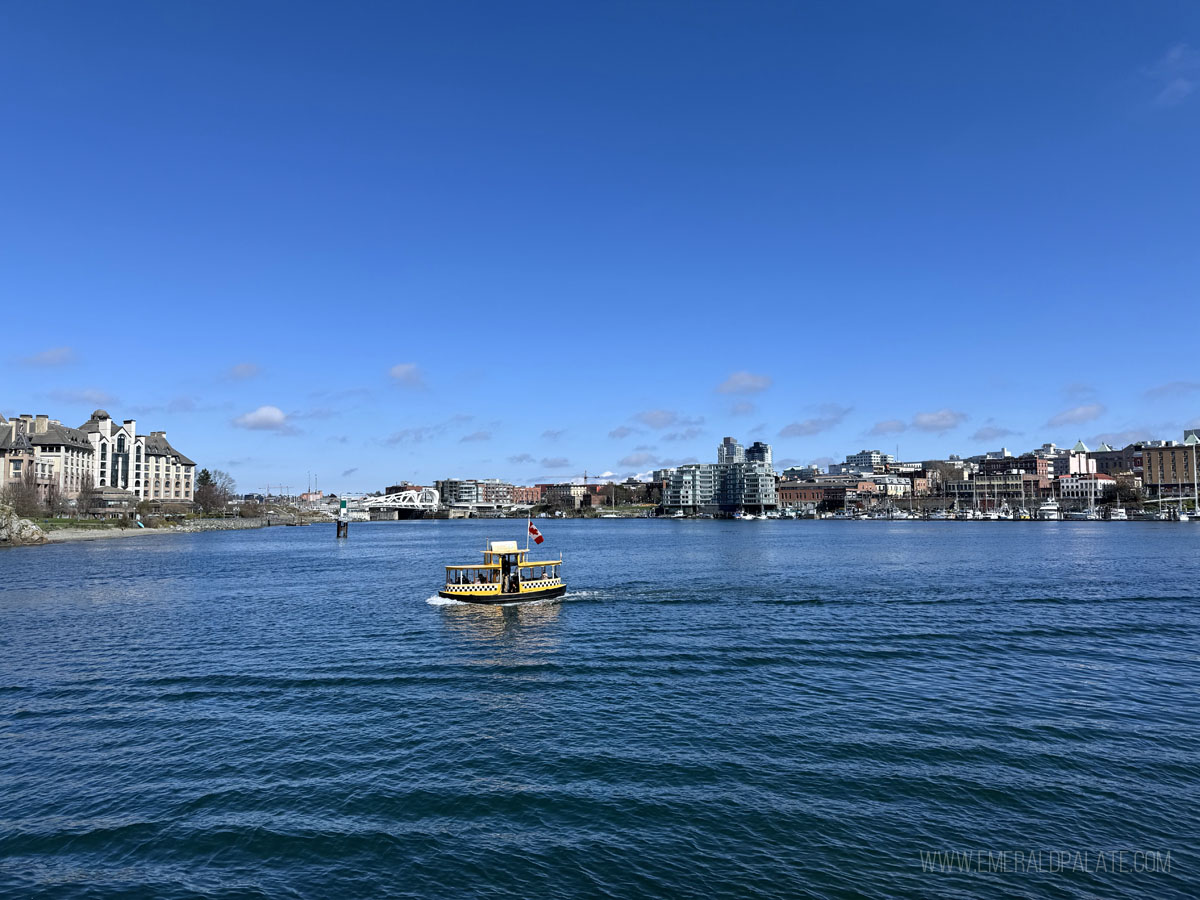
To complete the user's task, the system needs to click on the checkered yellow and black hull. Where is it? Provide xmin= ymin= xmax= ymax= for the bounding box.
xmin=437 ymin=583 xmax=567 ymax=605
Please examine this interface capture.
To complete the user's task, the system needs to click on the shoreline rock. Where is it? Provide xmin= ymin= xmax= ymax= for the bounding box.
xmin=20 ymin=516 xmax=327 ymax=545
xmin=0 ymin=502 xmax=50 ymax=546
xmin=41 ymin=517 xmax=302 ymax=543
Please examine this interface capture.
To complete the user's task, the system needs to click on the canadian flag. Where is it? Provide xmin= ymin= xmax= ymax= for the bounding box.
xmin=528 ymin=519 xmax=544 ymax=545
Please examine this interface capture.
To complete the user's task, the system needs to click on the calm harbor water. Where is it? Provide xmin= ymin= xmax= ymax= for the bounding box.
xmin=1 ymin=520 xmax=1197 ymax=899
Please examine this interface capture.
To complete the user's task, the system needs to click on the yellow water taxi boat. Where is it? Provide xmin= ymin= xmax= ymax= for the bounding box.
xmin=438 ymin=539 xmax=565 ymax=605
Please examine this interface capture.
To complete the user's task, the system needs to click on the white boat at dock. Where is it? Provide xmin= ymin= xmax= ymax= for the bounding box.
xmin=1036 ymin=500 xmax=1062 ymax=521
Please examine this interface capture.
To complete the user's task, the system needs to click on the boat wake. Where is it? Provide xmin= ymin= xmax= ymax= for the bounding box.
xmin=425 ymin=595 xmax=465 ymax=606
xmin=563 ymin=590 xmax=604 ymax=603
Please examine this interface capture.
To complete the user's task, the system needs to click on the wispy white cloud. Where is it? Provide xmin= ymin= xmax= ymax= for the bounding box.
xmin=620 ymin=451 xmax=658 ymax=468
xmin=459 ymin=430 xmax=491 ymax=442
xmin=971 ymin=425 xmax=1018 ymax=442
xmin=389 ymin=362 xmax=425 ymax=387
xmin=341 ymin=467 xmax=358 ymax=478
xmin=540 ymin=456 xmax=571 ymax=468
xmin=382 ymin=414 xmax=473 ymax=445
xmin=1047 ymin=403 xmax=1105 ymax=428
xmin=227 ymin=362 xmax=261 ymax=380
xmin=385 ymin=426 xmax=437 ymax=444
xmin=869 ymin=419 xmax=907 ymax=436
xmin=48 ymin=388 xmax=117 ymax=406
xmin=233 ymin=405 xmax=296 ymax=434
xmin=716 ymin=371 xmax=772 ymax=395
xmin=508 ymin=453 xmax=535 ymax=465
xmin=778 ymin=404 xmax=851 ymax=438
xmin=633 ymin=409 xmax=703 ymax=429
xmin=1145 ymin=43 xmax=1200 ymax=107
xmin=912 ymin=409 xmax=968 ymax=433
xmin=1062 ymin=381 xmax=1098 ymax=399
xmin=609 ymin=425 xmax=636 ymax=439
xmin=1143 ymin=380 xmax=1200 ymax=400
xmin=541 ymin=429 xmax=566 ymax=440
xmin=1086 ymin=428 xmax=1155 ymax=447
xmin=731 ymin=401 xmax=755 ymax=416
xmin=130 ymin=396 xmax=231 ymax=416
xmin=21 ymin=346 xmax=76 ymax=366
xmin=663 ymin=427 xmax=704 ymax=441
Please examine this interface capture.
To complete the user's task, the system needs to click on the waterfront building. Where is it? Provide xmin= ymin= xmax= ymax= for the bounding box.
xmin=830 ymin=465 xmax=868 ymax=480
xmin=777 ymin=481 xmax=833 ymax=510
xmin=662 ymin=464 xmax=719 ymax=511
xmin=745 ymin=441 xmax=772 ymax=467
xmin=1088 ymin=442 xmax=1143 ymax=478
xmin=512 ymin=485 xmax=543 ymax=504
xmin=1 ymin=414 xmax=94 ymax=500
xmin=0 ymin=416 xmax=41 ymax=496
xmin=947 ymin=472 xmax=1053 ymax=507
xmin=86 ymin=486 xmax=138 ymax=519
xmin=717 ymin=437 xmax=745 ymax=465
xmin=777 ymin=481 xmax=875 ymax=511
xmin=661 ymin=437 xmax=778 ymax=514
xmin=845 ymin=449 xmax=895 ymax=472
xmin=1056 ymin=473 xmax=1116 ymax=505
xmin=871 ymin=475 xmax=911 ymax=498
xmin=386 ymin=481 xmax=431 ymax=495
xmin=739 ymin=462 xmax=777 ymax=509
xmin=1028 ymin=442 xmax=1093 ymax=478
xmin=979 ymin=454 xmax=1050 ymax=478
xmin=2 ymin=410 xmax=194 ymax=505
xmin=543 ymin=483 xmax=588 ymax=509
xmin=1029 ymin=443 xmax=1068 ymax=476
xmin=1066 ymin=441 xmax=1096 ymax=475
xmin=1142 ymin=438 xmax=1198 ymax=498
xmin=781 ymin=464 xmax=822 ymax=480
xmin=435 ymin=478 xmax=514 ymax=507
xmin=80 ymin=410 xmax=195 ymax=502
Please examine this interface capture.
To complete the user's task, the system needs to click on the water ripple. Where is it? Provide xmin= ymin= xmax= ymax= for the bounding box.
xmin=1 ymin=521 xmax=1197 ymax=898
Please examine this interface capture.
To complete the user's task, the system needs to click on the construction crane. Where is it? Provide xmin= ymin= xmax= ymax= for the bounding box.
xmin=566 ymin=470 xmax=617 ymax=485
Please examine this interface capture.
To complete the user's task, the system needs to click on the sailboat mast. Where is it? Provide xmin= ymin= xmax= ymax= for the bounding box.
xmin=1179 ymin=463 xmax=1185 ymax=517
xmin=1193 ymin=441 xmax=1198 ymax=516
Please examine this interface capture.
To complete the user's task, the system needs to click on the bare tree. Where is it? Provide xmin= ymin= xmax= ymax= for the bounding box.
xmin=45 ymin=482 xmax=68 ymax=518
xmin=212 ymin=470 xmax=236 ymax=506
xmin=7 ymin=463 xmax=44 ymax=518
xmin=77 ymin=473 xmax=98 ymax=519
xmin=195 ymin=468 xmax=237 ymax=514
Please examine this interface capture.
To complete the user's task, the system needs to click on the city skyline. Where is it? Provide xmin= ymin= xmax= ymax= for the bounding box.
xmin=4 ymin=3 xmax=1200 ymax=491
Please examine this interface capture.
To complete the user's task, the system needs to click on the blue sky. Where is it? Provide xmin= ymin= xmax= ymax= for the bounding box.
xmin=3 ymin=2 xmax=1199 ymax=492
